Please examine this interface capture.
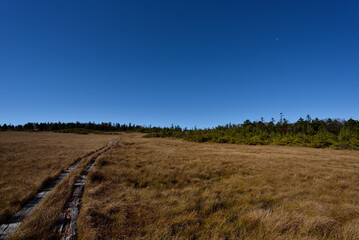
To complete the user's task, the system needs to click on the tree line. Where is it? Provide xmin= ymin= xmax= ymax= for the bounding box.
xmin=1 ymin=116 xmax=359 ymax=149
xmin=0 ymin=122 xmax=146 ymax=133
xmin=144 ymin=115 xmax=359 ymax=149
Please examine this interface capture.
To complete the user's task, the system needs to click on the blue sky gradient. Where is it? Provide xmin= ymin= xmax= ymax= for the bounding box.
xmin=1 ymin=0 xmax=358 ymax=128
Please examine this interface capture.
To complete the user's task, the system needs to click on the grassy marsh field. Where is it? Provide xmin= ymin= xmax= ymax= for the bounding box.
xmin=0 ymin=131 xmax=115 ymax=225
xmin=2 ymin=132 xmax=359 ymax=239
xmin=78 ymin=133 xmax=359 ymax=239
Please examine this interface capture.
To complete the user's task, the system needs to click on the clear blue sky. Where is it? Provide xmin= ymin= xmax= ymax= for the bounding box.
xmin=1 ymin=0 xmax=358 ymax=128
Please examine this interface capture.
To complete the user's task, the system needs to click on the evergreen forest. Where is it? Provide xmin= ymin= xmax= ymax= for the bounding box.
xmin=2 ymin=115 xmax=359 ymax=149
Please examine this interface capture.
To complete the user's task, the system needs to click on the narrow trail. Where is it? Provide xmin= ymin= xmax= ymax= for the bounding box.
xmin=55 ymin=138 xmax=119 ymax=240
xmin=0 ymin=139 xmax=117 ymax=240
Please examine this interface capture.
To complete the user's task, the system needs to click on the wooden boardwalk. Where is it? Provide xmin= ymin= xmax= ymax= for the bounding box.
xmin=0 ymin=140 xmax=117 ymax=240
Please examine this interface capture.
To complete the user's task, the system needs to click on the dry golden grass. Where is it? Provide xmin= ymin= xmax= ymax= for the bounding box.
xmin=8 ymin=148 xmax=109 ymax=240
xmin=0 ymin=131 xmax=115 ymax=224
xmin=78 ymin=133 xmax=359 ymax=240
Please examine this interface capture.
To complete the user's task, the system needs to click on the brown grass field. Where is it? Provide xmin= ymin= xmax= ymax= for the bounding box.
xmin=0 ymin=131 xmax=115 ymax=225
xmin=2 ymin=132 xmax=359 ymax=239
xmin=78 ymin=133 xmax=359 ymax=240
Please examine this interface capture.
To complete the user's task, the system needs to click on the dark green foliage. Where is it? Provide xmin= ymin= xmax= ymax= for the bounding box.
xmin=0 ymin=122 xmax=147 ymax=133
xmin=144 ymin=117 xmax=359 ymax=150
xmin=1 ymin=117 xmax=359 ymax=149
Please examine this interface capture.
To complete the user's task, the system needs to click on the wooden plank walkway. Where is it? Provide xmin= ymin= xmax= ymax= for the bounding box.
xmin=55 ymin=138 xmax=119 ymax=240
xmin=0 ymin=140 xmax=116 ymax=240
